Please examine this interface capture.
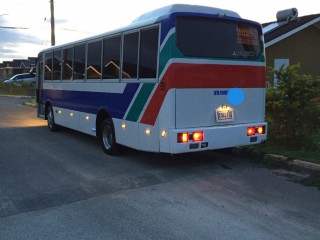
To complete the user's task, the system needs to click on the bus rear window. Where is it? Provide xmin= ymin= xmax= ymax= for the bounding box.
xmin=176 ymin=17 xmax=261 ymax=59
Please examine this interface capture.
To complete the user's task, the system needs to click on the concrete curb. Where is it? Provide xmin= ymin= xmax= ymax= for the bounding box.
xmin=0 ymin=95 xmax=36 ymax=107
xmin=0 ymin=94 xmax=33 ymax=99
xmin=231 ymin=147 xmax=320 ymax=174
xmin=289 ymin=160 xmax=320 ymax=174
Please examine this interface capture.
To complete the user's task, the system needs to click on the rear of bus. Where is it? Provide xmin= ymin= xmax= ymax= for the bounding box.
xmin=144 ymin=10 xmax=267 ymax=153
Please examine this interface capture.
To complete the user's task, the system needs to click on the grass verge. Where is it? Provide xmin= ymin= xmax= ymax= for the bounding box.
xmin=0 ymin=82 xmax=35 ymax=96
xmin=252 ymin=133 xmax=320 ymax=165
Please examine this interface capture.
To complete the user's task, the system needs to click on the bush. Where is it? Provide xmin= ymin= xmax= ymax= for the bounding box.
xmin=266 ymin=64 xmax=320 ymax=149
xmin=0 ymin=82 xmax=35 ymax=96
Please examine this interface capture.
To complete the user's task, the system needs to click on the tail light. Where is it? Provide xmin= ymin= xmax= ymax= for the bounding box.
xmin=178 ymin=132 xmax=189 ymax=143
xmin=247 ymin=127 xmax=256 ymax=136
xmin=257 ymin=126 xmax=265 ymax=135
xmin=247 ymin=126 xmax=265 ymax=136
xmin=192 ymin=132 xmax=204 ymax=142
xmin=178 ymin=131 xmax=204 ymax=143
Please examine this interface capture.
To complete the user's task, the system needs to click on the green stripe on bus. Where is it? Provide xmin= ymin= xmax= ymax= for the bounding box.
xmin=126 ymin=83 xmax=155 ymax=122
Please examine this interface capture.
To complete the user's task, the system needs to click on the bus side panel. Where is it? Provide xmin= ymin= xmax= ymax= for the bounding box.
xmin=137 ymin=84 xmax=160 ymax=153
xmin=158 ymin=89 xmax=176 ymax=152
xmin=114 ymin=119 xmax=140 ymax=150
xmin=138 ymin=122 xmax=160 ymax=152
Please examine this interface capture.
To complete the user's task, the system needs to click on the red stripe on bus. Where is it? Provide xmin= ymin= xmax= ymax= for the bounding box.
xmin=140 ymin=63 xmax=266 ymax=125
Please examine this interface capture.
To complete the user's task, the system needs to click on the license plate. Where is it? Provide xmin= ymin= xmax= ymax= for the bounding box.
xmin=216 ymin=108 xmax=234 ymax=122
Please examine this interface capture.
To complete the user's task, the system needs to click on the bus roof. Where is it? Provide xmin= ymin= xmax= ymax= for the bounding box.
xmin=132 ymin=4 xmax=241 ymax=23
xmin=39 ymin=4 xmax=241 ymax=54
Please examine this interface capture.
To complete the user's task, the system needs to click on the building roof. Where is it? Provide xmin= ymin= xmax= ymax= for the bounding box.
xmin=0 ymin=57 xmax=37 ymax=69
xmin=263 ymin=13 xmax=320 ymax=47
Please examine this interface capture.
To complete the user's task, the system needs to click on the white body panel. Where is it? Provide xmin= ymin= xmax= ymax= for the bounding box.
xmin=175 ymin=88 xmax=265 ymax=128
xmin=166 ymin=122 xmax=267 ymax=154
xmin=53 ymin=107 xmax=96 ymax=136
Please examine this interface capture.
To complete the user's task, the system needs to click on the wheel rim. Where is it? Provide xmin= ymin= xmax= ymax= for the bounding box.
xmin=102 ymin=124 xmax=113 ymax=150
xmin=47 ymin=109 xmax=54 ymax=129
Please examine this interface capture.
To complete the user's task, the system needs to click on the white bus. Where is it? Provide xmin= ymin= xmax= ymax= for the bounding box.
xmin=36 ymin=4 xmax=267 ymax=155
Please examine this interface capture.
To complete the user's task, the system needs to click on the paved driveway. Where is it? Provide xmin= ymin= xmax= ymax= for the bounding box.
xmin=0 ymin=96 xmax=319 ymax=240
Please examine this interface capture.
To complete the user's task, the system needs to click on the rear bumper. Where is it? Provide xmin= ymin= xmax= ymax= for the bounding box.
xmin=165 ymin=122 xmax=267 ymax=154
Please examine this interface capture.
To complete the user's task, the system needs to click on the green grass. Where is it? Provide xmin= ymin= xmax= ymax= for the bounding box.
xmin=23 ymin=97 xmax=37 ymax=107
xmin=252 ymin=133 xmax=320 ymax=164
xmin=0 ymin=82 xmax=35 ymax=96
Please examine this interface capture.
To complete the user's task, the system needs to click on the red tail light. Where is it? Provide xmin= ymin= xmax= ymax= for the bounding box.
xmin=178 ymin=132 xmax=189 ymax=143
xmin=247 ymin=127 xmax=256 ymax=136
xmin=192 ymin=132 xmax=204 ymax=142
xmin=247 ymin=126 xmax=265 ymax=136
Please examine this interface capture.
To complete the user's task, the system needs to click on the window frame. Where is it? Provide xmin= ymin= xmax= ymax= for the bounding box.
xmin=138 ymin=26 xmax=160 ymax=80
xmin=62 ymin=46 xmax=74 ymax=81
xmin=73 ymin=42 xmax=86 ymax=81
xmin=86 ymin=39 xmax=103 ymax=81
xmin=121 ymin=30 xmax=140 ymax=81
xmin=44 ymin=51 xmax=53 ymax=81
xmin=52 ymin=49 xmax=62 ymax=81
xmin=120 ymin=24 xmax=160 ymax=83
xmin=102 ymin=34 xmax=122 ymax=83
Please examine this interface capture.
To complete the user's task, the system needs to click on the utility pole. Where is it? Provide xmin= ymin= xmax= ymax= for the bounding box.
xmin=50 ymin=0 xmax=55 ymax=46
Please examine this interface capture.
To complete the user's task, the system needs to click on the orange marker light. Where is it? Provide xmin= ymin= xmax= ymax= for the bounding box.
xmin=178 ymin=132 xmax=189 ymax=143
xmin=257 ymin=126 xmax=265 ymax=135
xmin=247 ymin=127 xmax=255 ymax=136
xmin=193 ymin=132 xmax=204 ymax=142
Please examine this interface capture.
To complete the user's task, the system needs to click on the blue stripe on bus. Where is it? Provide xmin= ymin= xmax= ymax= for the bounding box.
xmin=43 ymin=83 xmax=140 ymax=119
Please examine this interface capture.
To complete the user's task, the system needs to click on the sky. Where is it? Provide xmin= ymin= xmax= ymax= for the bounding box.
xmin=0 ymin=0 xmax=319 ymax=63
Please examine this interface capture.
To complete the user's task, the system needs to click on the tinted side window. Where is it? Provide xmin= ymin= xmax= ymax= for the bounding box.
xmin=122 ymin=32 xmax=139 ymax=79
xmin=17 ymin=75 xmax=27 ymax=80
xmin=45 ymin=52 xmax=53 ymax=80
xmin=103 ymin=36 xmax=121 ymax=79
xmin=62 ymin=47 xmax=73 ymax=80
xmin=139 ymin=27 xmax=159 ymax=78
xmin=87 ymin=40 xmax=102 ymax=80
xmin=74 ymin=44 xmax=86 ymax=79
xmin=53 ymin=49 xmax=62 ymax=80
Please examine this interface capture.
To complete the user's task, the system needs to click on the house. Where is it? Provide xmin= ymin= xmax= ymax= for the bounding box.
xmin=263 ymin=9 xmax=320 ymax=84
xmin=0 ymin=57 xmax=37 ymax=81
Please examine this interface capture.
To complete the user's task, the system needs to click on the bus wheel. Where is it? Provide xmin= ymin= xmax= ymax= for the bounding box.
xmin=47 ymin=105 xmax=58 ymax=132
xmin=100 ymin=118 xmax=118 ymax=155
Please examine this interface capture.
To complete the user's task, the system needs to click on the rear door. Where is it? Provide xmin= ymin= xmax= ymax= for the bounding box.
xmin=36 ymin=54 xmax=45 ymax=118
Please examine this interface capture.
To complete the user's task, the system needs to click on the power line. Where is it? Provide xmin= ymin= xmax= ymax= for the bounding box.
xmin=0 ymin=25 xmax=93 ymax=34
xmin=0 ymin=26 xmax=29 ymax=29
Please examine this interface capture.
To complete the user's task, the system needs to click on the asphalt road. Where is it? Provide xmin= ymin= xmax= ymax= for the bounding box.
xmin=0 ymin=96 xmax=319 ymax=240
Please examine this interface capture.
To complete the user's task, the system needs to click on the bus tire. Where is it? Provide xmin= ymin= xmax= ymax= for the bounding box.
xmin=100 ymin=118 xmax=119 ymax=155
xmin=47 ymin=105 xmax=58 ymax=132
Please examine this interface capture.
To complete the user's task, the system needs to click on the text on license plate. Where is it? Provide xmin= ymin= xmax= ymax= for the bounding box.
xmin=216 ymin=109 xmax=234 ymax=122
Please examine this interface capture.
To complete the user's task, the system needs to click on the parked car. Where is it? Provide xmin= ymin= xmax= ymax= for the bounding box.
xmin=4 ymin=73 xmax=36 ymax=85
